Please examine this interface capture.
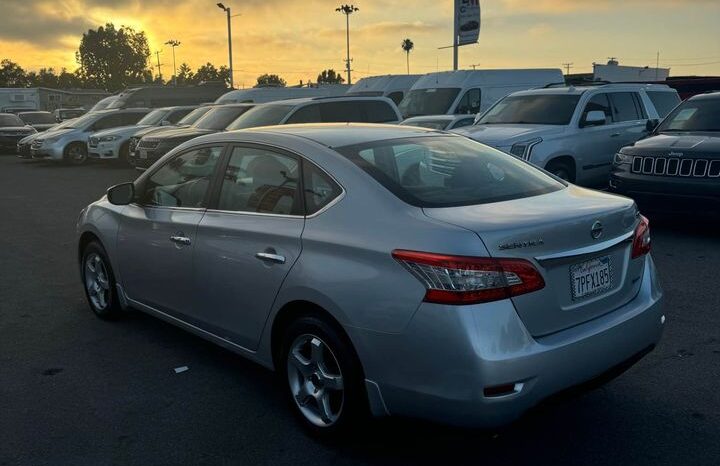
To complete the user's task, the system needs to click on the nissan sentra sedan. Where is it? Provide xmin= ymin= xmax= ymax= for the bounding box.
xmin=77 ymin=124 xmax=664 ymax=434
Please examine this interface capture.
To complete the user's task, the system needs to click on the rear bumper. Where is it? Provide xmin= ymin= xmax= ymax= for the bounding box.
xmin=350 ymin=254 xmax=664 ymax=427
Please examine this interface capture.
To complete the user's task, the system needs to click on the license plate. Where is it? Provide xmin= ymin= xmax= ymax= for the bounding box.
xmin=139 ymin=149 xmax=147 ymax=159
xmin=570 ymin=256 xmax=611 ymax=299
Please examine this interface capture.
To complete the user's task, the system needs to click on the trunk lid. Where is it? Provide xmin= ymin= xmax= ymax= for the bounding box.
xmin=423 ymin=185 xmax=644 ymax=337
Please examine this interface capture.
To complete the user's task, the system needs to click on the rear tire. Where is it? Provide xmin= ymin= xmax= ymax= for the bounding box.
xmin=80 ymin=241 xmax=122 ymax=320
xmin=280 ymin=314 xmax=368 ymax=436
xmin=64 ymin=142 xmax=88 ymax=165
xmin=120 ymin=142 xmax=132 ymax=166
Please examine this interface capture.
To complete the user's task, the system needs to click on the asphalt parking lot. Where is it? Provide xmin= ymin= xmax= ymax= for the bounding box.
xmin=1 ymin=154 xmax=719 ymax=466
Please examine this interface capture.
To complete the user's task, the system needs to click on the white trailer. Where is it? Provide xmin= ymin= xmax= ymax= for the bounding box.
xmin=215 ymin=85 xmax=350 ymax=105
xmin=346 ymin=75 xmax=421 ymax=105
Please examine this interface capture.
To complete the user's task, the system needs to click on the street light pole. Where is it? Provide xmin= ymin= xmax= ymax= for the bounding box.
xmin=335 ymin=4 xmax=358 ymax=85
xmin=217 ymin=3 xmax=235 ymax=89
xmin=164 ymin=40 xmax=181 ymax=86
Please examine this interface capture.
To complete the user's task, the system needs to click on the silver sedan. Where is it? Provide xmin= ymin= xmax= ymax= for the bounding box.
xmin=77 ymin=124 xmax=664 ymax=434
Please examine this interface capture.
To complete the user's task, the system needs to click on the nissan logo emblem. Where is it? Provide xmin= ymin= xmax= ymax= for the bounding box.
xmin=591 ymin=221 xmax=603 ymax=239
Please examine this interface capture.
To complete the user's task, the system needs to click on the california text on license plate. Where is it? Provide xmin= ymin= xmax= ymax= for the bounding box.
xmin=570 ymin=256 xmax=611 ymax=299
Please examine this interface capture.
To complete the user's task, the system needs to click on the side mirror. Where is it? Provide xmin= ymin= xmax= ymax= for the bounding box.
xmin=581 ymin=110 xmax=607 ymax=128
xmin=646 ymin=119 xmax=659 ymax=132
xmin=107 ymin=182 xmax=135 ymax=205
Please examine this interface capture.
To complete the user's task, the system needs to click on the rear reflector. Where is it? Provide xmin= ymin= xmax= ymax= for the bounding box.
xmin=392 ymin=250 xmax=545 ymax=305
xmin=631 ymin=215 xmax=651 ymax=259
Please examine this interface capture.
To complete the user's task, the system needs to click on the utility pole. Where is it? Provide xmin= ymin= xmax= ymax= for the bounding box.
xmin=154 ymin=50 xmax=163 ymax=82
xmin=562 ymin=62 xmax=573 ymax=76
xmin=336 ymin=4 xmax=358 ymax=85
xmin=453 ymin=0 xmax=459 ymax=71
xmin=655 ymin=51 xmax=660 ymax=81
xmin=165 ymin=40 xmax=181 ymax=86
xmin=217 ymin=3 xmax=237 ymax=89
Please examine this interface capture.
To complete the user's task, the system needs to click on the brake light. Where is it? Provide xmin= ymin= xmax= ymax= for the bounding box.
xmin=631 ymin=215 xmax=651 ymax=259
xmin=392 ymin=250 xmax=545 ymax=305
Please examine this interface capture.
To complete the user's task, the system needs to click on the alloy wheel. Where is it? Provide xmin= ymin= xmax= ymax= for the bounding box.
xmin=287 ymin=334 xmax=345 ymax=427
xmin=84 ymin=253 xmax=110 ymax=311
xmin=68 ymin=145 xmax=87 ymax=164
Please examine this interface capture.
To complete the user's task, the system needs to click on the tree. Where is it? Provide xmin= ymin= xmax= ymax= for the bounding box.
xmin=194 ymin=62 xmax=231 ymax=86
xmin=255 ymin=73 xmax=286 ymax=87
xmin=76 ymin=23 xmax=151 ymax=91
xmin=401 ymin=38 xmax=414 ymax=75
xmin=316 ymin=69 xmax=344 ymax=84
xmin=0 ymin=59 xmax=29 ymax=87
xmin=175 ymin=63 xmax=194 ymax=86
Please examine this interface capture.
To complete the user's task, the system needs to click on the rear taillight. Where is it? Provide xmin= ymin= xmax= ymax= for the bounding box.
xmin=631 ymin=215 xmax=651 ymax=259
xmin=392 ymin=250 xmax=545 ymax=305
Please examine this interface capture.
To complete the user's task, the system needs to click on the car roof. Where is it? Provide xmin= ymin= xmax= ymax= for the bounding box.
xmin=512 ymin=83 xmax=675 ymax=97
xmin=402 ymin=115 xmax=462 ymax=122
xmin=688 ymin=91 xmax=720 ymax=101
xmin=215 ymin=123 xmax=442 ymax=148
xmin=259 ymin=96 xmax=395 ymax=107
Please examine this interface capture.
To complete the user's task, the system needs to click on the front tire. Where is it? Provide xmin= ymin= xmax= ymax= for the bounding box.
xmin=81 ymin=241 xmax=122 ymax=319
xmin=546 ymin=159 xmax=573 ymax=182
xmin=64 ymin=142 xmax=88 ymax=165
xmin=280 ymin=314 xmax=368 ymax=436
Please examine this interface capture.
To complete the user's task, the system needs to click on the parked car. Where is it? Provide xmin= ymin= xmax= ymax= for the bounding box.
xmin=400 ymin=114 xmax=476 ymax=131
xmin=610 ymin=91 xmax=720 ymax=212
xmin=31 ymin=108 xmax=149 ymax=164
xmin=53 ymin=108 xmax=86 ymax=122
xmin=108 ymin=84 xmax=227 ymax=109
xmin=216 ymin=85 xmax=349 ymax=104
xmin=346 ymin=75 xmax=421 ymax=105
xmin=17 ymin=118 xmax=77 ymax=158
xmin=397 ymin=69 xmax=564 ymax=118
xmin=88 ymin=106 xmax=196 ymax=163
xmin=130 ymin=104 xmax=256 ymax=169
xmin=225 ymin=96 xmax=403 ymax=131
xmin=0 ymin=113 xmax=36 ymax=153
xmin=127 ymin=105 xmax=218 ymax=162
xmin=454 ymin=84 xmax=680 ymax=185
xmin=17 ymin=111 xmax=57 ymax=132
xmin=78 ymin=124 xmax=663 ymax=434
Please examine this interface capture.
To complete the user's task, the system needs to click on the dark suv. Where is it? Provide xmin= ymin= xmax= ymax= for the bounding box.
xmin=610 ymin=92 xmax=720 ymax=211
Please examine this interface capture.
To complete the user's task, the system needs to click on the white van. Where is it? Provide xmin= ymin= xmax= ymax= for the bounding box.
xmin=346 ymin=74 xmax=421 ymax=105
xmin=215 ymin=85 xmax=350 ymax=104
xmin=397 ymin=69 xmax=564 ymax=118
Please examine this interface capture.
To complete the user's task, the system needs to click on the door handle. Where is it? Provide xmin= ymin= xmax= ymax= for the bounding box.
xmin=255 ymin=252 xmax=286 ymax=264
xmin=169 ymin=235 xmax=191 ymax=246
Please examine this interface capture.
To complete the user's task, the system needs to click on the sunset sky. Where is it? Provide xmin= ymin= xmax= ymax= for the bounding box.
xmin=2 ymin=0 xmax=719 ymax=87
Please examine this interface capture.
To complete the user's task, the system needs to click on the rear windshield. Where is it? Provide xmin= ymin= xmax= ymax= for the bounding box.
xmin=477 ymin=94 xmax=581 ymax=125
xmin=193 ymin=106 xmax=253 ymax=130
xmin=0 ymin=114 xmax=24 ymax=126
xmin=178 ymin=106 xmax=212 ymax=125
xmin=646 ymin=91 xmax=681 ymax=118
xmin=336 ymin=136 xmax=564 ymax=207
xmin=226 ymin=104 xmax=294 ymax=130
xmin=19 ymin=112 xmax=55 ymax=124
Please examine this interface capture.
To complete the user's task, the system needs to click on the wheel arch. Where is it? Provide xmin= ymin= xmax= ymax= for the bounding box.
xmin=545 ymin=155 xmax=577 ymax=182
xmin=78 ymin=230 xmax=102 ymax=264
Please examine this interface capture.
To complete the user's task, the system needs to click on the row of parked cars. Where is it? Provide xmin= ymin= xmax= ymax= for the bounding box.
xmin=4 ymin=68 xmax=718 ymax=210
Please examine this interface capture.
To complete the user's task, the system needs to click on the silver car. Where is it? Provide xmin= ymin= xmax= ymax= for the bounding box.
xmin=77 ymin=124 xmax=664 ymax=434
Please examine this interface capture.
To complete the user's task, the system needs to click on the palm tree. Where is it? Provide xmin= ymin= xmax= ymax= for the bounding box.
xmin=401 ymin=38 xmax=414 ymax=75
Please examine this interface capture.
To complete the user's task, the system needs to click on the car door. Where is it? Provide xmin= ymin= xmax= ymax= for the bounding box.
xmin=116 ymin=145 xmax=225 ymax=318
xmin=608 ymin=91 xmax=648 ymax=151
xmin=572 ymin=92 xmax=617 ymax=184
xmin=191 ymin=145 xmax=304 ymax=350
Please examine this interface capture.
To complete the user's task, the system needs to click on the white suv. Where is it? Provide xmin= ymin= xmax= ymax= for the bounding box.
xmin=453 ymin=83 xmax=680 ymax=186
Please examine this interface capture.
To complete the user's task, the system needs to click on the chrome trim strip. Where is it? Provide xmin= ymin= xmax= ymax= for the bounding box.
xmin=535 ymin=230 xmax=634 ymax=262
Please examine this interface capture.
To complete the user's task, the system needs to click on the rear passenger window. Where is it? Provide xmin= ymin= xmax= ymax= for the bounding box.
xmin=303 ymin=161 xmax=342 ymax=215
xmin=610 ymin=93 xmax=642 ymax=122
xmin=581 ymin=93 xmax=612 ymax=125
xmin=319 ymin=102 xmax=363 ymax=122
xmin=455 ymin=89 xmax=481 ymax=114
xmin=361 ymin=101 xmax=399 ymax=123
xmin=647 ymin=91 xmax=681 ymax=117
xmin=286 ymin=104 xmax=321 ymax=124
xmin=217 ymin=147 xmax=300 ymax=215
